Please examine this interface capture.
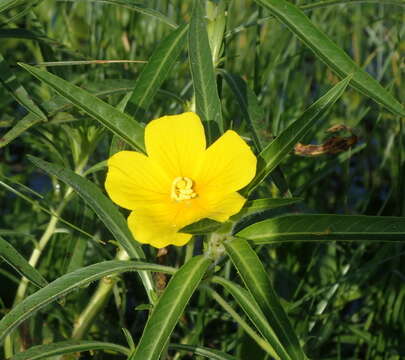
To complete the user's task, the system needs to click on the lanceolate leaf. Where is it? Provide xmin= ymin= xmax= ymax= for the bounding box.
xmin=219 ymin=70 xmax=263 ymax=152
xmin=27 ymin=156 xmax=155 ymax=299
xmin=224 ymin=238 xmax=307 ymax=360
xmin=189 ymin=0 xmax=223 ymax=142
xmin=0 ymin=54 xmax=47 ymax=121
xmin=236 ymin=214 xmax=405 ymax=243
xmin=129 ymin=256 xmax=211 ymax=360
xmin=126 ymin=24 xmax=188 ymax=118
xmin=245 ymin=76 xmax=351 ymax=195
xmin=169 ymin=343 xmax=237 ymax=360
xmin=0 ymin=236 xmax=48 ymax=288
xmin=0 ymin=0 xmax=19 ymax=13
xmin=254 ymin=0 xmax=405 ymax=117
xmin=235 ymin=198 xmax=303 ymax=220
xmin=71 ymin=0 xmax=177 ymax=28
xmin=9 ymin=340 xmax=130 ymax=360
xmin=0 ymin=260 xmax=175 ymax=344
xmin=212 ymin=276 xmax=286 ymax=360
xmin=18 ymin=63 xmax=145 ymax=152
xmin=180 ymin=218 xmax=222 ymax=235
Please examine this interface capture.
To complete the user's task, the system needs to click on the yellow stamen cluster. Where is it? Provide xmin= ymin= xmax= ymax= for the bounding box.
xmin=171 ymin=176 xmax=197 ymax=201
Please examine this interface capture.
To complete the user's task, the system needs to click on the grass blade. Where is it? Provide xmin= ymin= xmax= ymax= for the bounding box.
xmin=245 ymin=75 xmax=351 ymax=195
xmin=189 ymin=0 xmax=223 ymax=142
xmin=18 ymin=63 xmax=145 ymax=152
xmin=129 ymin=256 xmax=211 ymax=360
xmin=27 ymin=156 xmax=155 ymax=300
xmin=0 ymin=236 xmax=48 ymax=288
xmin=224 ymin=238 xmax=307 ymax=360
xmin=126 ymin=24 xmax=188 ymax=118
xmin=236 ymin=214 xmax=405 ymax=243
xmin=0 ymin=260 xmax=174 ymax=344
xmin=254 ymin=0 xmax=405 ymax=116
xmin=9 ymin=340 xmax=130 ymax=359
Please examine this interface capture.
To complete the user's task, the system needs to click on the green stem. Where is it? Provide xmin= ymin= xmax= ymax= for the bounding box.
xmin=4 ymin=160 xmax=87 ymax=358
xmin=4 ymin=190 xmax=72 ymax=358
xmin=72 ymin=248 xmax=129 ymax=340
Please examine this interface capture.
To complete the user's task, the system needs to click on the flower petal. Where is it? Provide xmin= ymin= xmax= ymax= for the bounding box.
xmin=204 ymin=192 xmax=246 ymax=222
xmin=145 ymin=112 xmax=206 ymax=179
xmin=128 ymin=211 xmax=192 ymax=248
xmin=196 ymin=130 xmax=256 ymax=195
xmin=105 ymin=151 xmax=171 ymax=210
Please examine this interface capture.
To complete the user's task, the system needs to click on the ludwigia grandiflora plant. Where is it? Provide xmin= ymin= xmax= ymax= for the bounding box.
xmin=0 ymin=0 xmax=404 ymax=359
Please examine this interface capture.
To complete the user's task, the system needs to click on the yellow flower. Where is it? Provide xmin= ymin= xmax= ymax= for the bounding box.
xmin=105 ymin=112 xmax=257 ymax=248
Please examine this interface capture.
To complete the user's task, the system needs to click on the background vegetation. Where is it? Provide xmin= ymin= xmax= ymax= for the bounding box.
xmin=0 ymin=0 xmax=404 ymax=359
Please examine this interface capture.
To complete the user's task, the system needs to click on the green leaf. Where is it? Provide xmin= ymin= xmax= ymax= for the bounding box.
xmin=0 ymin=260 xmax=175 ymax=344
xmin=169 ymin=343 xmax=237 ymax=360
xmin=126 ymin=24 xmax=188 ymax=118
xmin=0 ymin=0 xmax=19 ymax=13
xmin=180 ymin=218 xmax=222 ymax=235
xmin=224 ymin=238 xmax=306 ymax=360
xmin=189 ymin=0 xmax=223 ymax=142
xmin=218 ymin=70 xmax=263 ymax=152
xmin=254 ymin=0 xmax=405 ymax=117
xmin=212 ymin=276 xmax=285 ymax=360
xmin=9 ymin=340 xmax=130 ymax=360
xmin=129 ymin=256 xmax=211 ymax=360
xmin=27 ymin=156 xmax=155 ymax=300
xmin=0 ymin=54 xmax=47 ymax=121
xmin=235 ymin=198 xmax=303 ymax=220
xmin=0 ymin=236 xmax=48 ymax=288
xmin=236 ymin=214 xmax=405 ymax=243
xmin=69 ymin=0 xmax=177 ymax=28
xmin=245 ymin=75 xmax=351 ymax=195
xmin=18 ymin=63 xmax=145 ymax=152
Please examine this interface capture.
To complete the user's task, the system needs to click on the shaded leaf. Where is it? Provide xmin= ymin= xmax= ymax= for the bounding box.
xmin=0 ymin=236 xmax=48 ymax=288
xmin=254 ymin=0 xmax=405 ymax=116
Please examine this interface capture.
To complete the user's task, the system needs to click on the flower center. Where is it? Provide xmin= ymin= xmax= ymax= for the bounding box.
xmin=171 ymin=176 xmax=197 ymax=201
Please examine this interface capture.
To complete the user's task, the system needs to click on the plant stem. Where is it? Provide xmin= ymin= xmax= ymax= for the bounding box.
xmin=72 ymin=248 xmax=129 ymax=340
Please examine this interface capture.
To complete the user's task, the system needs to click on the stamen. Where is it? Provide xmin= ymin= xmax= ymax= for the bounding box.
xmin=171 ymin=176 xmax=197 ymax=201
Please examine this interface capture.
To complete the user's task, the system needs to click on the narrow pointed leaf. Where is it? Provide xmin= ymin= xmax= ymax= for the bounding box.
xmin=180 ymin=218 xmax=222 ymax=235
xmin=27 ymin=156 xmax=155 ymax=299
xmin=70 ymin=0 xmax=177 ymax=28
xmin=9 ymin=340 xmax=130 ymax=360
xmin=212 ymin=276 xmax=287 ymax=360
xmin=0 ymin=54 xmax=47 ymax=121
xmin=126 ymin=24 xmax=188 ymax=117
xmin=169 ymin=343 xmax=237 ymax=360
xmin=129 ymin=256 xmax=211 ymax=360
xmin=219 ymin=70 xmax=263 ymax=152
xmin=254 ymin=0 xmax=405 ymax=116
xmin=237 ymin=214 xmax=405 ymax=244
xmin=0 ymin=260 xmax=175 ymax=344
xmin=0 ymin=236 xmax=48 ymax=288
xmin=245 ymin=76 xmax=351 ymax=194
xmin=18 ymin=63 xmax=145 ymax=151
xmin=235 ymin=198 xmax=303 ymax=220
xmin=189 ymin=0 xmax=223 ymax=141
xmin=224 ymin=238 xmax=306 ymax=360
xmin=0 ymin=0 xmax=19 ymax=13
